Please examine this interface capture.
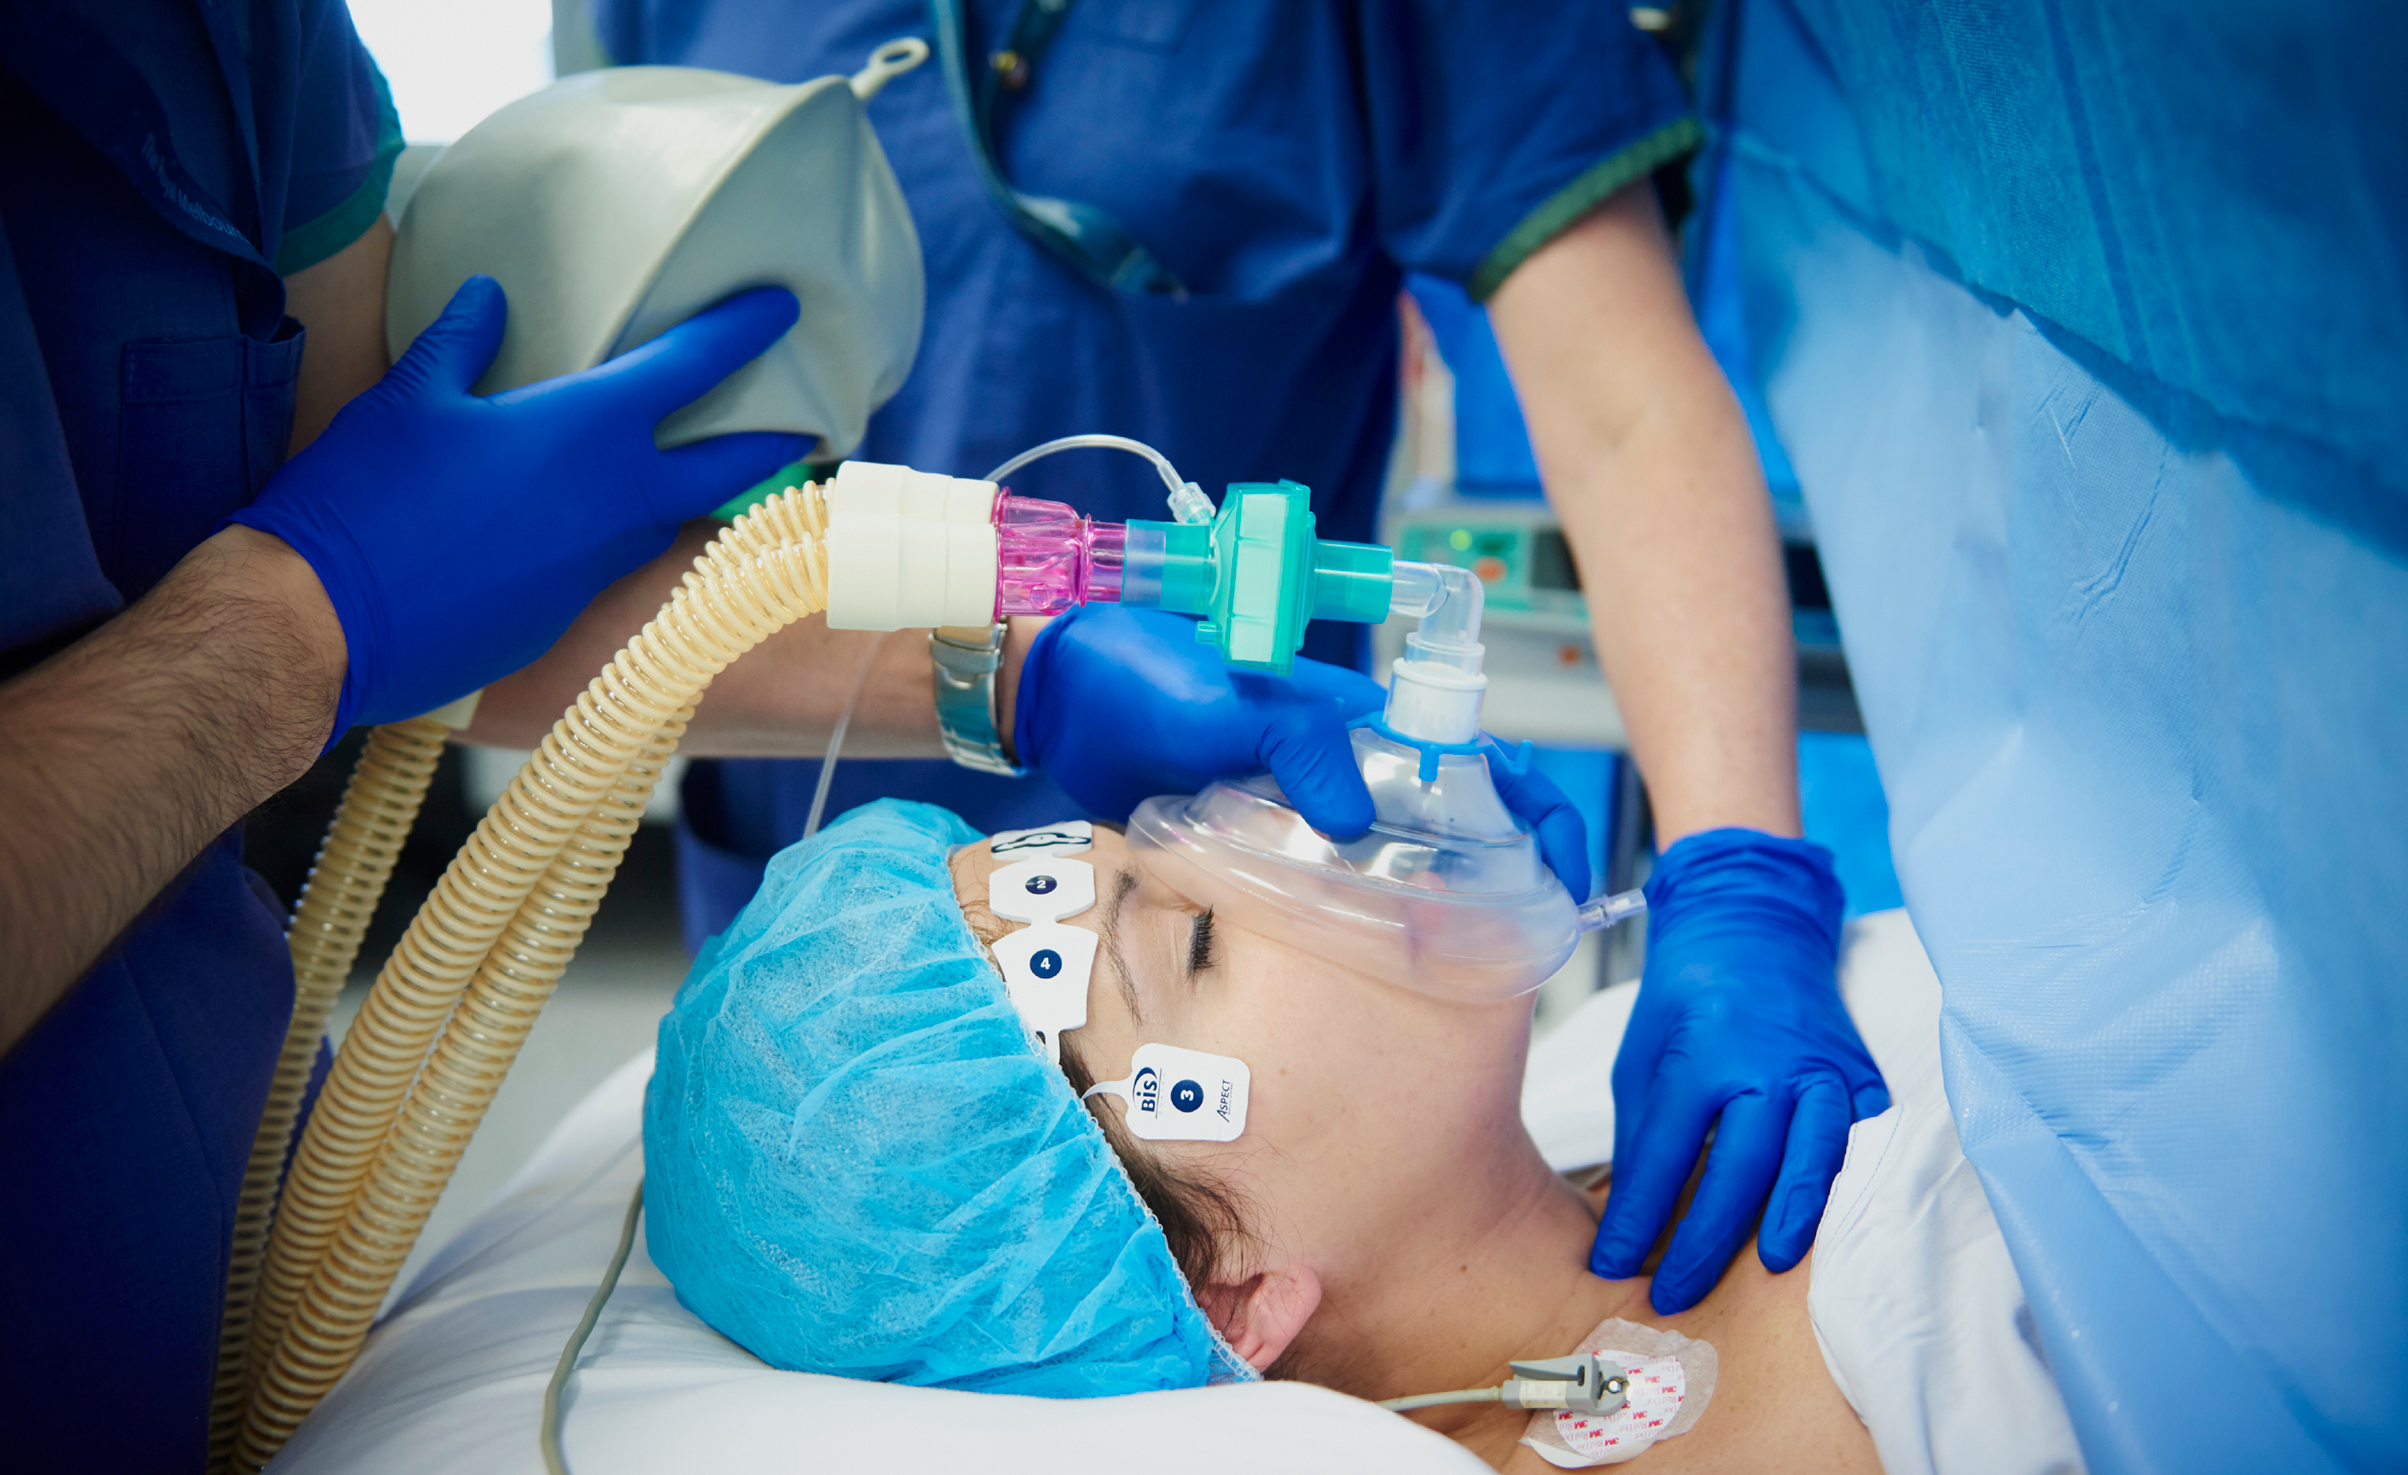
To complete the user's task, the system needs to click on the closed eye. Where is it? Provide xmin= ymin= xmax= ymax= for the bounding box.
xmin=1185 ymin=908 xmax=1217 ymax=980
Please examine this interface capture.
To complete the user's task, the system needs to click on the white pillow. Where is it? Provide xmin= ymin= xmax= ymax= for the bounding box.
xmin=267 ymin=1053 xmax=1481 ymax=1474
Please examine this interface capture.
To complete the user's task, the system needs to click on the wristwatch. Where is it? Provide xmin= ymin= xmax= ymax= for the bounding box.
xmin=931 ymin=623 xmax=1027 ymax=777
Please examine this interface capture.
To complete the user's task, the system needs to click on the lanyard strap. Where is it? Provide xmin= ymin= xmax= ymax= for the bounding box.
xmin=926 ymin=0 xmax=1187 ymax=297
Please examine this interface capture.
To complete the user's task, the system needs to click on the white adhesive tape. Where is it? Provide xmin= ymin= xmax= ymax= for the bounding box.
xmin=993 ymin=922 xmax=1095 ymax=1064
xmin=1084 ymin=1043 xmax=1249 ymax=1143
xmin=942 ymin=521 xmax=1000 ymax=626
xmin=895 ymin=510 xmax=952 ymax=625
xmin=824 ymin=511 xmax=901 ymax=630
xmin=833 ymin=457 xmax=909 ymax=509
xmin=1519 ymin=1319 xmax=1718 ymax=1468
xmin=990 ymin=858 xmax=1096 ymax=924
xmin=825 ymin=462 xmax=999 ymax=630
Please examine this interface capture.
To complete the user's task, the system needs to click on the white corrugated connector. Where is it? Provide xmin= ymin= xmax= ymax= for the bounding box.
xmin=823 ymin=460 xmax=1001 ymax=630
xmin=1383 ymin=559 xmax=1488 ymax=744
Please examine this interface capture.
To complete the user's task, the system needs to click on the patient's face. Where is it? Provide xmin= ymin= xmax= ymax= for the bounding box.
xmin=953 ymin=825 xmax=1541 ymax=1274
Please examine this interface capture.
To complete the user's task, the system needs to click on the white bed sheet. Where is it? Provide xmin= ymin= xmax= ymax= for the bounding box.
xmin=268 ymin=908 xmax=2015 ymax=1474
xmin=264 ymin=1049 xmax=1481 ymax=1475
xmin=1806 ymin=916 xmax=2086 ymax=1475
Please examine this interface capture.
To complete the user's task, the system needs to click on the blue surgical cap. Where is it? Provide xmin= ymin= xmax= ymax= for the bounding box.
xmin=645 ymin=798 xmax=1254 ymax=1397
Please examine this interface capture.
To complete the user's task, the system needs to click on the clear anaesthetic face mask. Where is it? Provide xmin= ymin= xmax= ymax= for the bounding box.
xmin=1128 ymin=559 xmax=1645 ymax=1003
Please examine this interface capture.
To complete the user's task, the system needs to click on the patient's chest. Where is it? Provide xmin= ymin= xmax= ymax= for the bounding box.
xmin=1472 ymin=1225 xmax=1878 ymax=1474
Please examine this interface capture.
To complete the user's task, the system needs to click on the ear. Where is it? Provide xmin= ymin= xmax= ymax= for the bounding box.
xmin=1193 ymin=1264 xmax=1322 ymax=1373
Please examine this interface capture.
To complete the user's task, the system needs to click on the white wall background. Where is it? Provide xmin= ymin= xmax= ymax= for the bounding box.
xmin=348 ymin=0 xmax=564 ymax=144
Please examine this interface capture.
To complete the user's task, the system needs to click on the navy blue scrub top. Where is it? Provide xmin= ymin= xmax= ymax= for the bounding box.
xmin=0 ymin=4 xmax=400 ymax=1469
xmin=597 ymin=0 xmax=1698 ymax=949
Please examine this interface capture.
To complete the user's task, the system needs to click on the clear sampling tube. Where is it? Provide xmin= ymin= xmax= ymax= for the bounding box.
xmin=977 ymin=445 xmax=1393 ymax=678
xmin=984 ymin=432 xmax=1215 ymax=525
xmin=982 ymin=435 xmax=1189 ymax=619
xmin=1579 ymin=889 xmax=1648 ymax=934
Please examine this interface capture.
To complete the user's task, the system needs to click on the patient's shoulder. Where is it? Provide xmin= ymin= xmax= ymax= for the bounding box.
xmin=1486 ymin=1184 xmax=1879 ymax=1475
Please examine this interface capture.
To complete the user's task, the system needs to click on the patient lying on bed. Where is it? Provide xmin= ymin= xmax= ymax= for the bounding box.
xmin=643 ymin=801 xmax=2080 ymax=1474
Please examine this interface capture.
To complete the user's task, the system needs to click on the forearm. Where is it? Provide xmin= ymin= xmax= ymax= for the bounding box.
xmin=1547 ymin=376 xmax=1797 ymax=843
xmin=1488 ymin=187 xmax=1798 ymax=844
xmin=0 ymin=527 xmax=344 ymax=1051
xmin=286 ymin=215 xmax=394 ymax=454
xmin=0 ymin=220 xmax=378 ymax=1047
xmin=467 ymin=519 xmax=1046 ymax=759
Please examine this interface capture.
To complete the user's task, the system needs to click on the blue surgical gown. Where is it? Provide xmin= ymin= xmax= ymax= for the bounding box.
xmin=0 ymin=4 xmax=400 ymax=1468
xmin=595 ymin=0 xmax=1698 ymax=948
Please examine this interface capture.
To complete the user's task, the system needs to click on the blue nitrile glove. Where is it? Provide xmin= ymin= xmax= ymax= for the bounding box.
xmin=1482 ymin=735 xmax=1591 ymax=904
xmin=230 ymin=275 xmax=803 ymax=733
xmin=1590 ymin=828 xmax=1888 ymax=1314
xmin=1013 ymin=604 xmax=1589 ymax=897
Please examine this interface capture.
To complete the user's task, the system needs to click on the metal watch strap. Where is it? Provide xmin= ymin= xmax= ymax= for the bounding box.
xmin=931 ymin=623 xmax=1027 ymax=777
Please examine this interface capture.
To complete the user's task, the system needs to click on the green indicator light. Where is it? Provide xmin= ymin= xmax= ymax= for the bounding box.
xmin=1449 ymin=528 xmax=1473 ymax=552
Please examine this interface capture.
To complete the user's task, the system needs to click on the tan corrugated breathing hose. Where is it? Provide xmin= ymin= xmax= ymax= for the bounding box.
xmin=206 ymin=717 xmax=449 ymax=1473
xmin=222 ymin=484 xmax=833 ymax=1472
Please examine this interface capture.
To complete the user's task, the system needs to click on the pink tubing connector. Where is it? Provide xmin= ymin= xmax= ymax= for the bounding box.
xmin=993 ymin=491 xmax=1128 ymax=617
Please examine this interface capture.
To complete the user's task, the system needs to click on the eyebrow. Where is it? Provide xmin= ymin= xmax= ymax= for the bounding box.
xmin=1098 ymin=865 xmax=1142 ymax=1024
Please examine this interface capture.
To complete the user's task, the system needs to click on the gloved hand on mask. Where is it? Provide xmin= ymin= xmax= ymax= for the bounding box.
xmin=1012 ymin=603 xmax=1591 ymax=899
xmin=1588 ymin=828 xmax=1889 ymax=1314
xmin=231 ymin=275 xmax=803 ymax=735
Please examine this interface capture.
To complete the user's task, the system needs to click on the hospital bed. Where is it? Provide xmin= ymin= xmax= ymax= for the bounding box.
xmin=264 ymin=910 xmax=2014 ymax=1475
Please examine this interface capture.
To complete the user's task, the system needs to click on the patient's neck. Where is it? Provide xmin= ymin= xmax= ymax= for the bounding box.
xmin=1296 ymin=1131 xmax=1642 ymax=1410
